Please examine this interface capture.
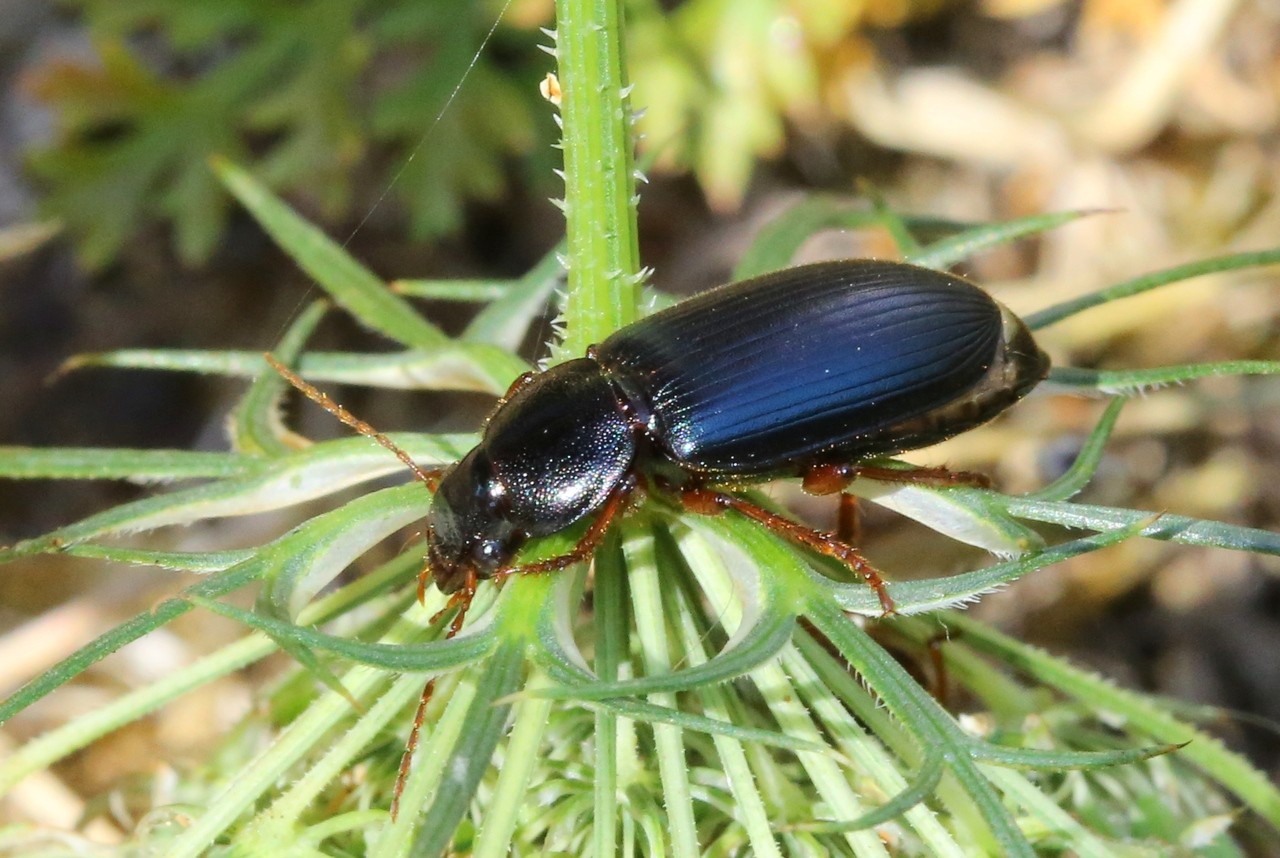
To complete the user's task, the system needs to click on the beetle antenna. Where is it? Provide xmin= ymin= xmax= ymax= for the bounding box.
xmin=264 ymin=353 xmax=442 ymax=490
xmin=390 ymin=677 xmax=436 ymax=820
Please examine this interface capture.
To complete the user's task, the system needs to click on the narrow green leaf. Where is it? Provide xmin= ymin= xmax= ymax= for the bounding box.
xmin=1050 ymin=361 xmax=1280 ymax=393
xmin=187 ymin=596 xmax=363 ymax=711
xmin=804 ymin=600 xmax=1035 ymax=857
xmin=193 ymin=595 xmax=495 ymax=671
xmin=908 ymin=210 xmax=1104 ymax=270
xmin=540 ymin=597 xmax=794 ymax=699
xmin=232 ymin=299 xmax=328 ymax=456
xmin=164 ymin=623 xmax=434 ymax=858
xmin=627 ymin=525 xmax=698 ymax=856
xmin=999 ymin=497 xmax=1280 ymax=556
xmin=0 ymin=560 xmax=262 ymax=726
xmin=0 ymin=446 xmax=254 ymax=482
xmin=0 ymin=484 xmax=426 ymax=724
xmin=973 ymin=741 xmax=1185 ymax=770
xmin=948 ymin=613 xmax=1280 ymax=831
xmin=0 ymin=634 xmax=268 ymax=795
xmin=794 ymin=752 xmax=943 ymax=833
xmin=408 ymin=642 xmax=524 ymax=858
xmin=0 ymin=436 xmax=458 ymax=563
xmin=65 ymin=346 xmax=526 ymax=394
xmin=849 ymin=478 xmax=1044 ymax=557
xmin=591 ymin=530 xmax=624 ymax=858
xmin=58 ymin=543 xmax=254 ymax=572
xmin=391 ymin=279 xmax=511 ymax=301
xmin=212 ymin=156 xmax=446 ymax=351
xmin=733 ymin=196 xmax=952 ymax=280
xmin=1026 ymin=397 xmax=1126 ymax=501
xmin=462 ymin=239 xmax=565 ymax=350
xmin=1027 ymin=247 xmax=1280 ymax=330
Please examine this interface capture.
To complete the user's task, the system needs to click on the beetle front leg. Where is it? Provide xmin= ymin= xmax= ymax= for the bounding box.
xmin=497 ymin=476 xmax=637 ymax=581
xmin=680 ymin=487 xmax=896 ymax=616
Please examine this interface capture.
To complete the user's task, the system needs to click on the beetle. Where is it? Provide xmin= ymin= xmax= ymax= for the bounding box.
xmin=272 ymin=258 xmax=1049 ymax=621
xmin=268 ymin=258 xmax=1050 ymax=816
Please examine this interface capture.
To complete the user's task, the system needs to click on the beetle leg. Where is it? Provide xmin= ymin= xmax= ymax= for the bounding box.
xmin=802 ymin=461 xmax=990 ymax=494
xmin=265 ymin=353 xmax=447 ymax=491
xmin=679 ymin=488 xmax=896 ymax=616
xmin=429 ymin=568 xmax=478 ymax=638
xmin=802 ymin=463 xmax=858 ymax=495
xmin=837 ymin=492 xmax=861 ymax=544
xmin=853 ymin=464 xmax=992 ymax=489
xmin=802 ymin=466 xmax=861 ymax=542
xmin=499 ymin=477 xmax=636 ymax=580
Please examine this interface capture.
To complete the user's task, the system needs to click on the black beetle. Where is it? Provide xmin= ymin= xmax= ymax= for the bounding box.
xmin=425 ymin=259 xmax=1048 ymax=615
xmin=273 ymin=259 xmax=1048 ymax=619
xmin=269 ymin=257 xmax=1050 ymax=816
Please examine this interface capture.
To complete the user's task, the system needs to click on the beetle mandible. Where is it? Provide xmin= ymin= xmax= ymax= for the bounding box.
xmin=272 ymin=258 xmax=1049 ymax=623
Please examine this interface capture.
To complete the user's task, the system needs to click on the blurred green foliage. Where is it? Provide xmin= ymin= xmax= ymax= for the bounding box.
xmin=27 ymin=0 xmax=938 ymax=270
xmin=27 ymin=0 xmax=550 ymax=269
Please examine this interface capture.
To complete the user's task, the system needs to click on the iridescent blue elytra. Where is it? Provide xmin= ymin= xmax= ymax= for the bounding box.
xmin=425 ymin=259 xmax=1049 ymax=594
xmin=595 ymin=260 xmax=1032 ymax=475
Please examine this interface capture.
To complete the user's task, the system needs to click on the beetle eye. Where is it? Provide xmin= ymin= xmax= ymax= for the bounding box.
xmin=472 ymin=539 xmax=505 ymax=568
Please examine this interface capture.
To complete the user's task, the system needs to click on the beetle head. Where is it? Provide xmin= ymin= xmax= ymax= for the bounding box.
xmin=426 ymin=447 xmax=526 ymax=594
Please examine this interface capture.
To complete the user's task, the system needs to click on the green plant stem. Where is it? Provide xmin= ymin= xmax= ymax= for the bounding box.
xmin=592 ymin=532 xmax=626 ymax=858
xmin=553 ymin=0 xmax=640 ymax=355
xmin=473 ymin=672 xmax=554 ymax=858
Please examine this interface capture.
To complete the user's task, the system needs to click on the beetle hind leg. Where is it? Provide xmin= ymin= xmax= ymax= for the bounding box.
xmin=854 ymin=463 xmax=992 ymax=489
xmin=837 ymin=492 xmax=861 ymax=544
xmin=679 ymin=487 xmax=896 ymax=616
xmin=803 ymin=461 xmax=991 ymax=496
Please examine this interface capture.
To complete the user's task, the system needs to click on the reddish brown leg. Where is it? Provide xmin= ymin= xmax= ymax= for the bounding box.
xmin=837 ymin=492 xmax=861 ymax=544
xmin=680 ymin=487 xmax=896 ymax=616
xmin=265 ymin=353 xmax=445 ymax=491
xmin=853 ymin=464 xmax=991 ymax=489
xmin=393 ymin=483 xmax=635 ymax=814
xmin=803 ymin=461 xmax=990 ymax=496
xmin=493 ymin=478 xmax=636 ymax=583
